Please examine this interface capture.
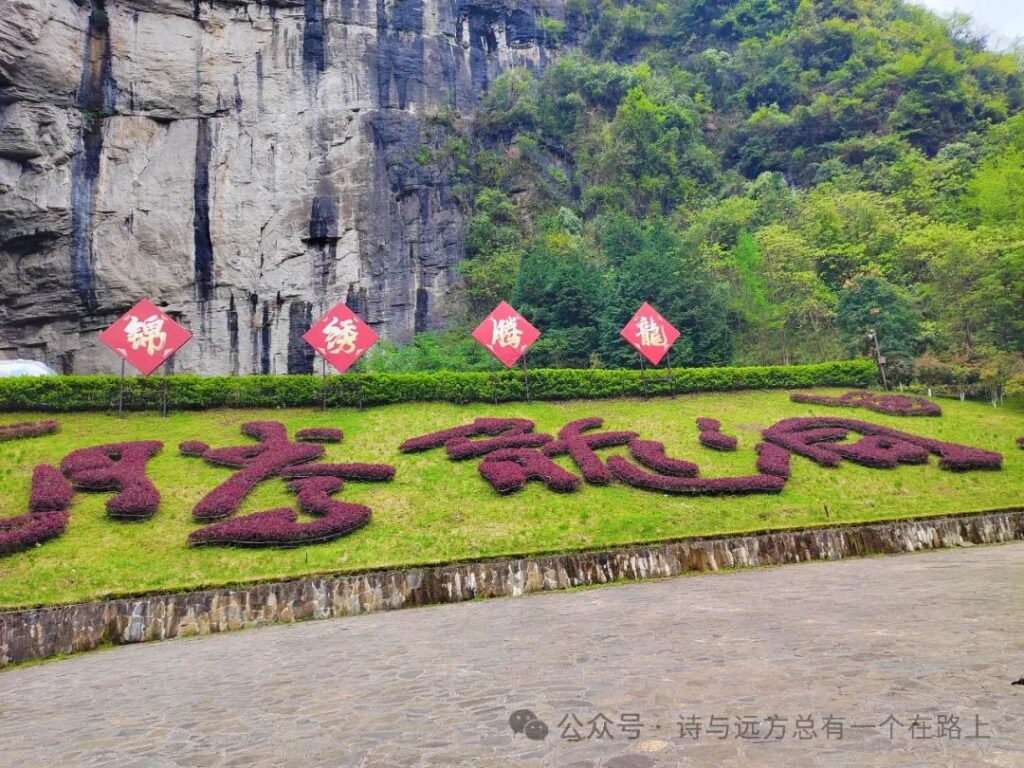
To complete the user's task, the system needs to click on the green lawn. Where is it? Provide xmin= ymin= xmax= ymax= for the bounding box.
xmin=0 ymin=389 xmax=1021 ymax=609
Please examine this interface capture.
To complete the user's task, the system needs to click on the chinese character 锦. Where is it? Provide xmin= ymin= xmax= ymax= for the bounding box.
xmin=125 ymin=314 xmax=167 ymax=356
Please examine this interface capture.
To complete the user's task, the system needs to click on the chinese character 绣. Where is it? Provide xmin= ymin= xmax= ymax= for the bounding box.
xmin=323 ymin=316 xmax=359 ymax=355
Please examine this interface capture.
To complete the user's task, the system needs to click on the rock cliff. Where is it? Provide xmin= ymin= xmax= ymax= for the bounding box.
xmin=0 ymin=0 xmax=561 ymax=373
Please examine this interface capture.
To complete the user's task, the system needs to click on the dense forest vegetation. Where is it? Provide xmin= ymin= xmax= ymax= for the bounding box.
xmin=364 ymin=0 xmax=1024 ymax=397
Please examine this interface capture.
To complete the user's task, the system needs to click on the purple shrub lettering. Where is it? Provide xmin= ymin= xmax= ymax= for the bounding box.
xmin=399 ymin=418 xmax=537 ymax=453
xmin=696 ymin=417 xmax=738 ymax=452
xmin=0 ymin=420 xmax=58 ymax=442
xmin=184 ymin=423 xmax=322 ymax=521
xmin=399 ymin=417 xmax=579 ymax=493
xmin=0 ymin=423 xmax=75 ymax=556
xmin=796 ymin=427 xmax=850 ymax=446
xmin=3 ymin=435 xmax=162 ymax=556
xmin=790 ymin=390 xmax=942 ymax=417
xmin=831 ymin=434 xmax=930 ymax=469
xmin=0 ymin=510 xmax=69 ymax=556
xmin=1017 ymin=437 xmax=1024 ymax=449
xmin=179 ymin=440 xmax=209 ymax=457
xmin=698 ymin=431 xmax=738 ymax=451
xmin=188 ymin=476 xmax=372 ymax=547
xmin=281 ymin=463 xmax=396 ymax=481
xmin=184 ymin=421 xmax=394 ymax=546
xmin=399 ymin=411 xmax=1003 ymax=502
xmin=28 ymin=465 xmax=73 ymax=512
xmin=755 ymin=443 xmax=792 ymax=479
xmin=60 ymin=441 xmax=163 ymax=520
xmin=105 ymin=485 xmax=162 ymax=519
xmin=542 ymin=418 xmax=637 ymax=484
xmin=295 ymin=427 xmax=344 ymax=443
xmin=446 ymin=432 xmax=552 ymax=460
xmin=627 ymin=440 xmax=699 ymax=477
xmin=479 ymin=449 xmax=581 ymax=494
xmin=607 ymin=456 xmax=785 ymax=495
xmin=763 ymin=417 xmax=1001 ymax=472
xmin=612 ymin=427 xmax=786 ymax=495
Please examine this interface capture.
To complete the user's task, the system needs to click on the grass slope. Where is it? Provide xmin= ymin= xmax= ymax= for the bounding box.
xmin=0 ymin=389 xmax=1021 ymax=609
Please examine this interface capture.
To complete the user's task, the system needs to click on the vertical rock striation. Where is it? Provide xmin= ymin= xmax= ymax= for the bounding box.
xmin=0 ymin=0 xmax=563 ymax=373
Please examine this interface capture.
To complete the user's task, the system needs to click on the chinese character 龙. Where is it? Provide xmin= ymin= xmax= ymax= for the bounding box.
xmin=635 ymin=315 xmax=667 ymax=348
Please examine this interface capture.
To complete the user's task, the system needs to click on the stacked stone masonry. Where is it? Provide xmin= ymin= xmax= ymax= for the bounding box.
xmin=1 ymin=509 xmax=1022 ymax=666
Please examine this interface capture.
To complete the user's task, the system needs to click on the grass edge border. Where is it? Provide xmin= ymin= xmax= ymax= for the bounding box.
xmin=1 ymin=506 xmax=1021 ymax=668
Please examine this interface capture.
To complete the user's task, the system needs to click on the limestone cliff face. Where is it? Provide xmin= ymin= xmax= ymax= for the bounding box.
xmin=0 ymin=0 xmax=561 ymax=373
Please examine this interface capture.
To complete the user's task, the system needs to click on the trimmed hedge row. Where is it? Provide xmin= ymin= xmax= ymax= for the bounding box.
xmin=0 ymin=359 xmax=876 ymax=412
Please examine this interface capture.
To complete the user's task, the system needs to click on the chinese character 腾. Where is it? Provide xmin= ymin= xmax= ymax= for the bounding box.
xmin=490 ymin=316 xmax=523 ymax=349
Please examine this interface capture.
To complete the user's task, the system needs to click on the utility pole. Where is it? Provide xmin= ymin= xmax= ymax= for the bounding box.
xmin=867 ymin=329 xmax=888 ymax=390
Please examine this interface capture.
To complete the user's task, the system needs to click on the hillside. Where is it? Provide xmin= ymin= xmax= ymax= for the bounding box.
xmin=0 ymin=0 xmax=1020 ymax=389
xmin=366 ymin=0 xmax=1024 ymax=395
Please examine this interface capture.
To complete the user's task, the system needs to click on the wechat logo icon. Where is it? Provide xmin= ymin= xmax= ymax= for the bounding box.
xmin=509 ymin=708 xmax=549 ymax=741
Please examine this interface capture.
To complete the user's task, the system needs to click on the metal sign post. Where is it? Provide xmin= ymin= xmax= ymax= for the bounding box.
xmin=161 ymin=361 xmax=170 ymax=417
xmin=620 ymin=302 xmax=679 ymax=401
xmin=638 ymin=351 xmax=648 ymax=398
xmin=868 ymin=329 xmax=889 ymax=390
xmin=471 ymin=302 xmax=541 ymax=403
xmin=522 ymin=351 xmax=532 ymax=404
xmin=321 ymin=357 xmax=328 ymax=412
xmin=99 ymin=298 xmax=192 ymax=419
xmin=665 ymin=347 xmax=676 ymax=398
xmin=490 ymin=355 xmax=499 ymax=405
xmin=118 ymin=359 xmax=126 ymax=419
xmin=303 ymin=302 xmax=379 ymax=412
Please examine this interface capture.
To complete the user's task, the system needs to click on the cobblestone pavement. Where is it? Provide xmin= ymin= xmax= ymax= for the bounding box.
xmin=1 ymin=544 xmax=1023 ymax=768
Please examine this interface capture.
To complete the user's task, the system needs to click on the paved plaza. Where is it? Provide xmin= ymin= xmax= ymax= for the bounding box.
xmin=1 ymin=543 xmax=1022 ymax=767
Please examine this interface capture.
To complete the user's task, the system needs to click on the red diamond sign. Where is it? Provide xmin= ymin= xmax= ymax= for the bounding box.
xmin=98 ymin=298 xmax=192 ymax=376
xmin=620 ymin=302 xmax=679 ymax=366
xmin=303 ymin=302 xmax=378 ymax=373
xmin=472 ymin=301 xmax=540 ymax=368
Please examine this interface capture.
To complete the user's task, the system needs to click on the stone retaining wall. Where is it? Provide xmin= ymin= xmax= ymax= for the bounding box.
xmin=2 ymin=509 xmax=1022 ymax=667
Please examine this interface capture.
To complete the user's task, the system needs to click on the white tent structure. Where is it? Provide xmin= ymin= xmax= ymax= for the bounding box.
xmin=0 ymin=360 xmax=57 ymax=377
